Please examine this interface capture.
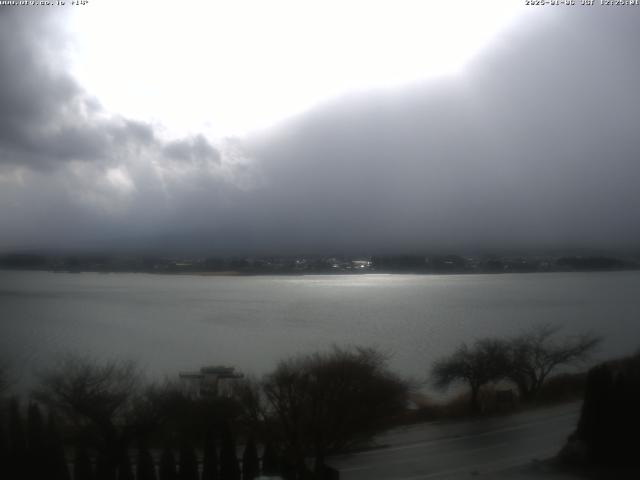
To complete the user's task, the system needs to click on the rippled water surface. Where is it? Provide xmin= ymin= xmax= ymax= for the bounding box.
xmin=1 ymin=270 xmax=639 ymax=390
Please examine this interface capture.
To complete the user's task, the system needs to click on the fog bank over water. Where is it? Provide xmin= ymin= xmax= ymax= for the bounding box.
xmin=0 ymin=7 xmax=639 ymax=254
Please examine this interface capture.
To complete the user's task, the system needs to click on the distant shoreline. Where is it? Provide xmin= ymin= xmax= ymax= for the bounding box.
xmin=2 ymin=266 xmax=639 ymax=277
xmin=2 ymin=252 xmax=638 ymax=276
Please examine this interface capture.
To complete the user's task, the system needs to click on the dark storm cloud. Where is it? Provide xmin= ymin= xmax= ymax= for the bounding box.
xmin=0 ymin=6 xmax=639 ymax=254
xmin=0 ymin=10 xmax=77 ymax=166
xmin=0 ymin=9 xmax=215 ymax=170
xmin=228 ymin=7 xmax=640 ymax=253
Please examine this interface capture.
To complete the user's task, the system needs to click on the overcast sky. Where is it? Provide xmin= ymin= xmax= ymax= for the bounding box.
xmin=0 ymin=3 xmax=639 ymax=255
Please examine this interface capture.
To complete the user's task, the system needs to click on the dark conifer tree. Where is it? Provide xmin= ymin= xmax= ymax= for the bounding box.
xmin=0 ymin=419 xmax=8 ymax=480
xmin=46 ymin=412 xmax=71 ymax=480
xmin=279 ymin=454 xmax=296 ymax=480
xmin=9 ymin=398 xmax=27 ymax=480
xmin=159 ymin=447 xmax=177 ymax=480
xmin=117 ymin=450 xmax=134 ymax=480
xmin=95 ymin=453 xmax=116 ymax=480
xmin=27 ymin=403 xmax=46 ymax=480
xmin=219 ymin=423 xmax=240 ymax=480
xmin=74 ymin=447 xmax=94 ymax=480
xmin=241 ymin=437 xmax=259 ymax=480
xmin=260 ymin=442 xmax=279 ymax=477
xmin=179 ymin=443 xmax=199 ymax=480
xmin=137 ymin=443 xmax=157 ymax=480
xmin=201 ymin=429 xmax=219 ymax=480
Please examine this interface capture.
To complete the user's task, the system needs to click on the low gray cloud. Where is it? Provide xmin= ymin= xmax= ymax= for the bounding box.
xmin=229 ymin=8 xmax=640 ymax=253
xmin=0 ymin=7 xmax=639 ymax=254
xmin=164 ymin=134 xmax=221 ymax=165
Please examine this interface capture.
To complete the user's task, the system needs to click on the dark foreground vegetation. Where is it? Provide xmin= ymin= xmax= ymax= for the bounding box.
xmin=0 ymin=326 xmax=607 ymax=479
xmin=560 ymin=351 xmax=640 ymax=472
xmin=0 ymin=348 xmax=408 ymax=480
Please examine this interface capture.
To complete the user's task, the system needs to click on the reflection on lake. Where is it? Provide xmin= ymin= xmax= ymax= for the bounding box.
xmin=1 ymin=270 xmax=639 ymax=391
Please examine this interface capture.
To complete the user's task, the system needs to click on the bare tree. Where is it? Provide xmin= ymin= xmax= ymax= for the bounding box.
xmin=263 ymin=346 xmax=409 ymax=473
xmin=431 ymin=339 xmax=510 ymax=414
xmin=34 ymin=354 xmax=141 ymax=422
xmin=506 ymin=324 xmax=601 ymax=402
xmin=33 ymin=354 xmax=144 ymax=467
xmin=230 ymin=376 xmax=269 ymax=435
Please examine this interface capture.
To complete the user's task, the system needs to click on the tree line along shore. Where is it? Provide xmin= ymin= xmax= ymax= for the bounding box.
xmin=1 ymin=252 xmax=638 ymax=275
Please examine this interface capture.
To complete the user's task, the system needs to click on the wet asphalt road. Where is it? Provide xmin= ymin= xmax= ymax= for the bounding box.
xmin=329 ymin=402 xmax=581 ymax=480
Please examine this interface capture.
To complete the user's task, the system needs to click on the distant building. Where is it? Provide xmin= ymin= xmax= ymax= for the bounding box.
xmin=179 ymin=365 xmax=243 ymax=398
xmin=351 ymin=259 xmax=372 ymax=270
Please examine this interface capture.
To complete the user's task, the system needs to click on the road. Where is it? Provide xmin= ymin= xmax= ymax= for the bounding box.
xmin=328 ymin=402 xmax=581 ymax=480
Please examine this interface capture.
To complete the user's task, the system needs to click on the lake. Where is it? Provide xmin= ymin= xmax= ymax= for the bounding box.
xmin=1 ymin=270 xmax=638 ymax=393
